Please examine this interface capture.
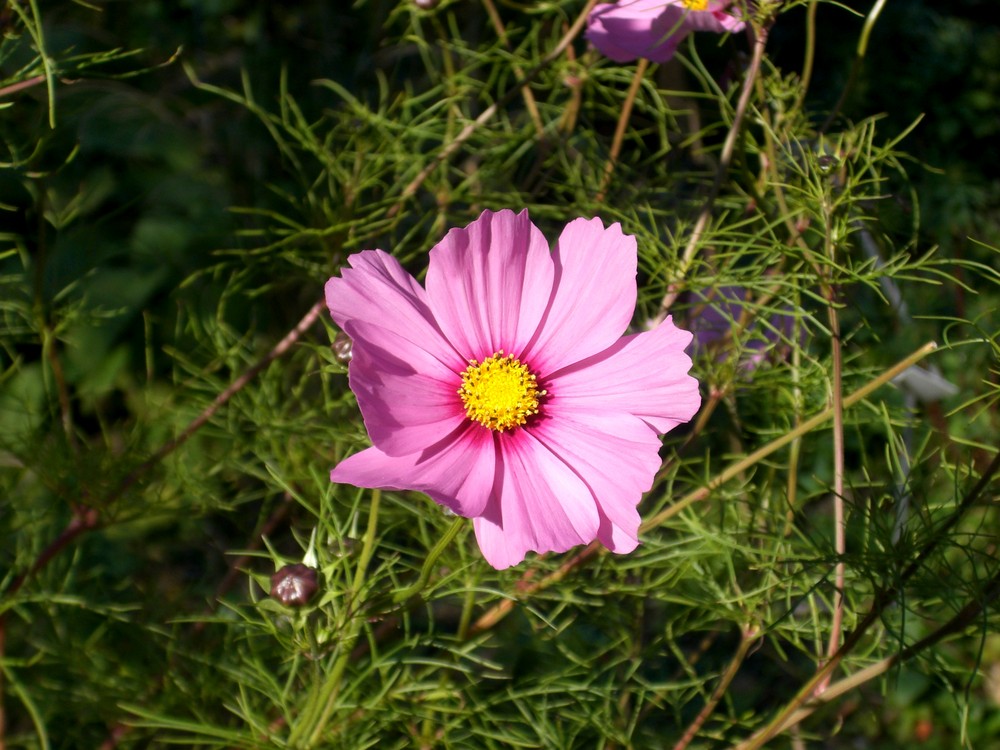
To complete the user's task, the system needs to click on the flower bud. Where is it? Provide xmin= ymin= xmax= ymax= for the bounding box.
xmin=332 ymin=331 xmax=353 ymax=364
xmin=816 ymin=154 xmax=838 ymax=175
xmin=270 ymin=563 xmax=319 ymax=607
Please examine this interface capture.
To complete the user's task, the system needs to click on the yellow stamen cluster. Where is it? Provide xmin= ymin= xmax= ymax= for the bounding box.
xmin=682 ymin=0 xmax=710 ymax=9
xmin=458 ymin=351 xmax=543 ymax=432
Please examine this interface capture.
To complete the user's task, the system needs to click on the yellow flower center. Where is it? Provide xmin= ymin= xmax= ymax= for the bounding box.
xmin=458 ymin=351 xmax=543 ymax=432
xmin=682 ymin=0 xmax=710 ymax=9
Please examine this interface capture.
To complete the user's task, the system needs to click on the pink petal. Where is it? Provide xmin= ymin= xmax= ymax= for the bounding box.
xmin=326 ymin=249 xmax=464 ymax=371
xmin=473 ymin=430 xmax=601 ymax=569
xmin=587 ymin=0 xmax=743 ymax=63
xmin=424 ymin=209 xmax=554 ymax=360
xmin=547 ymin=315 xmax=701 ymax=434
xmin=700 ymin=2 xmax=747 ymax=33
xmin=522 ymin=218 xmax=637 ymax=374
xmin=330 ymin=422 xmax=497 ymax=518
xmin=343 ymin=320 xmax=466 ymax=456
xmin=529 ymin=406 xmax=665 ymax=553
xmin=587 ymin=1 xmax=690 ymax=63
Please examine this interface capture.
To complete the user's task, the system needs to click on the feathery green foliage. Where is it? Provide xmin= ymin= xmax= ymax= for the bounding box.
xmin=2 ymin=1 xmax=998 ymax=747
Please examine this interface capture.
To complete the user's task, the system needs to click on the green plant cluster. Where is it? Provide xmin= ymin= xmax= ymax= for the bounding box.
xmin=1 ymin=1 xmax=998 ymax=748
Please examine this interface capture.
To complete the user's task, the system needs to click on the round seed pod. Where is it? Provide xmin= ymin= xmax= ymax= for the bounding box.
xmin=270 ymin=563 xmax=319 ymax=607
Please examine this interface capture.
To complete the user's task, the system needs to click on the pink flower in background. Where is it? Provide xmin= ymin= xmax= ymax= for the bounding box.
xmin=326 ymin=209 xmax=700 ymax=569
xmin=587 ymin=0 xmax=746 ymax=63
xmin=690 ymin=286 xmax=798 ymax=373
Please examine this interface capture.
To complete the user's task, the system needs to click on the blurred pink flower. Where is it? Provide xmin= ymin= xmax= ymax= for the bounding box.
xmin=587 ymin=0 xmax=746 ymax=63
xmin=690 ymin=286 xmax=798 ymax=373
xmin=326 ymin=209 xmax=700 ymax=569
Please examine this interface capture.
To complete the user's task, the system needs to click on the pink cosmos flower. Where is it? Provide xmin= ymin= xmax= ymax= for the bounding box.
xmin=586 ymin=0 xmax=746 ymax=63
xmin=325 ymin=209 xmax=700 ymax=569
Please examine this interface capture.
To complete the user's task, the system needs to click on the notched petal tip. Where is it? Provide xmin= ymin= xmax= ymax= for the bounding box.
xmin=425 ymin=207 xmax=554 ymax=361
xmin=522 ymin=215 xmax=638 ymax=373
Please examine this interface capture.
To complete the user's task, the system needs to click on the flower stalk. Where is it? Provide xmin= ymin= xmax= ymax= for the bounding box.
xmin=656 ymin=20 xmax=771 ymax=319
xmin=292 ymin=489 xmax=382 ymax=746
xmin=468 ymin=341 xmax=940 ymax=636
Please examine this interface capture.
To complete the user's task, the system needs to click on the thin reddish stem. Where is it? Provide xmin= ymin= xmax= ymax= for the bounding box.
xmin=656 ymin=23 xmax=771 ymax=319
xmin=481 ymin=0 xmax=544 ymax=138
xmin=818 ymin=290 xmax=846 ymax=693
xmin=672 ymin=625 xmax=760 ymax=750
xmin=731 ymin=448 xmax=1000 ymax=750
xmin=388 ymin=0 xmax=601 ymax=217
xmin=596 ymin=58 xmax=649 ymax=202
xmin=0 ymin=74 xmax=45 ymax=99
xmin=1 ymin=300 xmax=323 ymax=600
xmin=466 ymin=343 xmax=938 ymax=637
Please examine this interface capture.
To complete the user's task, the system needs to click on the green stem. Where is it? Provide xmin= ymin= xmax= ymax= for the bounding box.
xmin=641 ymin=341 xmax=937 ymax=532
xmin=12 ymin=0 xmax=57 ymax=128
xmin=352 ymin=490 xmax=381 ymax=594
xmin=792 ymin=0 xmax=817 ymax=113
xmin=393 ymin=517 xmax=465 ymax=604
xmin=291 ymin=490 xmax=381 ymax=747
xmin=730 ymin=448 xmax=1000 ymax=750
xmin=468 ymin=342 xmax=941 ymax=638
xmin=821 ymin=0 xmax=888 ymax=132
xmin=857 ymin=0 xmax=889 ymax=58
